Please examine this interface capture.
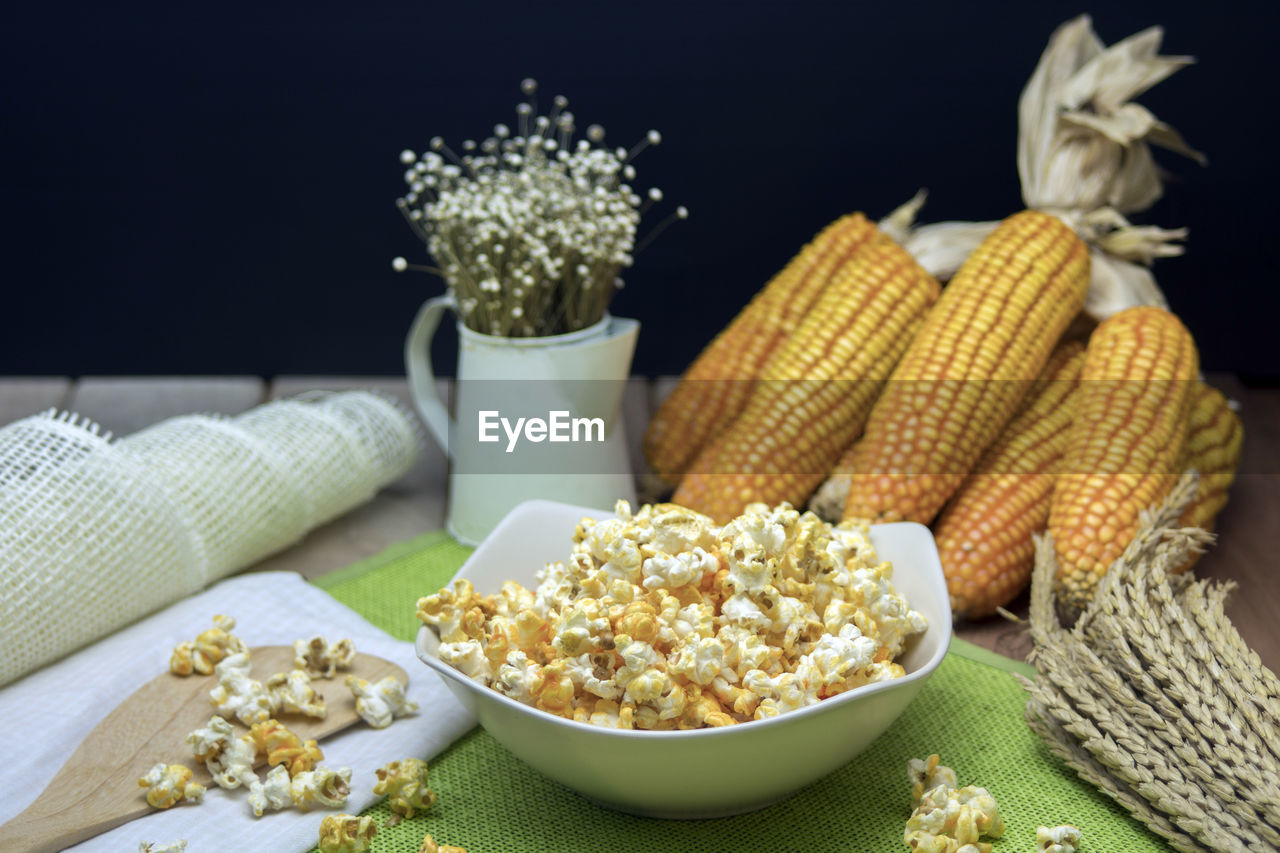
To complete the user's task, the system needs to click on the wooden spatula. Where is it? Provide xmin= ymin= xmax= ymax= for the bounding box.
xmin=0 ymin=646 xmax=406 ymax=852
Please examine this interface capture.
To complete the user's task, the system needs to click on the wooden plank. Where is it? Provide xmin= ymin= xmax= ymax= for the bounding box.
xmin=1189 ymin=379 xmax=1279 ymax=671
xmin=0 ymin=377 xmax=71 ymax=426
xmin=953 ymin=595 xmax=1034 ymax=662
xmin=66 ymin=377 xmax=265 ymax=437
xmin=634 ymin=376 xmax=681 ymax=503
xmin=652 ymin=375 xmax=681 ymax=408
xmin=267 ymin=376 xmax=417 ymax=413
xmin=246 ymin=377 xmax=452 ymax=579
xmin=622 ymin=378 xmax=670 ymax=505
xmin=621 ymin=377 xmax=650 ymax=479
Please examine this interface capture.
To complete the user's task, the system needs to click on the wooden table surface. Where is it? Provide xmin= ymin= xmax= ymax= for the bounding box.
xmin=1 ymin=373 xmax=1276 ymax=669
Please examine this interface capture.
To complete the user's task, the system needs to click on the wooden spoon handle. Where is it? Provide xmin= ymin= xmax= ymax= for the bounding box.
xmin=0 ymin=802 xmax=152 ymax=853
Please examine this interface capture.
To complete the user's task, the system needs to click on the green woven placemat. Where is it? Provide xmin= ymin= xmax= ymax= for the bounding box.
xmin=311 ymin=531 xmax=1169 ymax=852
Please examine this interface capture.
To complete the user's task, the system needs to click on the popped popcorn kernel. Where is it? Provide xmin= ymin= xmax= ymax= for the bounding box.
xmin=346 ymin=675 xmax=418 ymax=728
xmin=909 ymin=754 xmax=959 ymax=807
xmin=373 ymin=758 xmax=437 ymax=819
xmin=318 ymin=813 xmax=377 ymax=853
xmin=438 ymin=639 xmax=493 ymax=685
xmin=209 ymin=652 xmax=274 ymax=725
xmin=422 ymin=501 xmax=926 ymax=729
xmin=249 ymin=719 xmax=324 ymax=776
xmin=248 ymin=765 xmax=293 ymax=816
xmin=187 ymin=715 xmax=258 ymax=789
xmin=292 ymin=765 xmax=353 ymax=810
xmin=139 ymin=842 xmax=187 ymax=853
xmin=417 ymin=579 xmax=482 ymax=643
xmin=294 ymin=635 xmax=356 ymax=678
xmin=266 ymin=669 xmax=327 ymax=718
xmin=170 ymin=614 xmax=246 ymax=676
xmin=138 ymin=763 xmax=205 ymax=809
xmin=903 ymin=755 xmax=1004 ymax=853
xmin=420 ymin=835 xmax=468 ymax=853
xmin=1037 ymin=825 xmax=1082 ymax=853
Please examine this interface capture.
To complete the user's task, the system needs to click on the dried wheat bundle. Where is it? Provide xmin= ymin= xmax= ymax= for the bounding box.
xmin=1021 ymin=474 xmax=1280 ymax=852
xmin=885 ymin=14 xmax=1204 ymax=320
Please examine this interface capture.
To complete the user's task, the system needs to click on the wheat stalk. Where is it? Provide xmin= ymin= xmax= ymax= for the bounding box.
xmin=1023 ymin=473 xmax=1280 ymax=852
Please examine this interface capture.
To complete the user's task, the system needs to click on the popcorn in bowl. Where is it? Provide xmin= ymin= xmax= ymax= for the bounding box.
xmin=418 ymin=501 xmax=927 ymax=729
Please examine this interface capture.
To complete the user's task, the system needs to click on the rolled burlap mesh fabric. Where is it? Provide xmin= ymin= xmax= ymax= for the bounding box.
xmin=0 ymin=390 xmax=421 ymax=686
xmin=0 ymin=412 xmax=205 ymax=687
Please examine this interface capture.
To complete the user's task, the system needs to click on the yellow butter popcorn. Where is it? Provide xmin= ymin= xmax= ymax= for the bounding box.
xmin=139 ymin=842 xmax=187 ymax=853
xmin=909 ymin=754 xmax=959 ymax=807
xmin=292 ymin=765 xmax=353 ymax=810
xmin=266 ymin=669 xmax=327 ymax=718
xmin=209 ymin=652 xmax=274 ymax=725
xmin=138 ymin=763 xmax=205 ymax=809
xmin=249 ymin=718 xmax=324 ymax=776
xmin=420 ymin=835 xmax=468 ymax=853
xmin=295 ymin=635 xmax=356 ymax=678
xmin=318 ymin=813 xmax=377 ymax=853
xmin=170 ymin=614 xmax=247 ymax=675
xmin=421 ymin=501 xmax=927 ymax=729
xmin=903 ymin=755 xmax=1005 ymax=853
xmin=1037 ymin=825 xmax=1082 ymax=853
xmin=186 ymin=715 xmax=258 ymax=789
xmin=346 ymin=675 xmax=418 ymax=728
xmin=373 ymin=758 xmax=437 ymax=820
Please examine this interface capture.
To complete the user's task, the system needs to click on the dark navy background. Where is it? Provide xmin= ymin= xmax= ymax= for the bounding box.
xmin=2 ymin=1 xmax=1275 ymax=378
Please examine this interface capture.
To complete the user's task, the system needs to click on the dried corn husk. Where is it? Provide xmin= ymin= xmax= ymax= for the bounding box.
xmin=1021 ymin=474 xmax=1280 ymax=852
xmin=887 ymin=15 xmax=1204 ymax=319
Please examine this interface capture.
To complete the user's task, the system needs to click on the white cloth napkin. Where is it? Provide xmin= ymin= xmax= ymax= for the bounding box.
xmin=0 ymin=571 xmax=476 ymax=852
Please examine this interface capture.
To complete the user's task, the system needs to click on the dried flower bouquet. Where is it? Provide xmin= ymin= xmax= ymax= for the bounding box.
xmin=394 ymin=79 xmax=685 ymax=338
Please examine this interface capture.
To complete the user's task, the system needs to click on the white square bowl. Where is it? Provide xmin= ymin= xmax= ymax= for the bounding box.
xmin=416 ymin=500 xmax=951 ymax=818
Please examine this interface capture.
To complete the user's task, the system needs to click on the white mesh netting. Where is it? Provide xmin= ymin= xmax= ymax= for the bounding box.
xmin=0 ymin=391 xmax=421 ymax=687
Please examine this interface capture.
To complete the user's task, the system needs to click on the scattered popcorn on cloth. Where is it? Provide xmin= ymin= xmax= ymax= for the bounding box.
xmin=170 ymin=615 xmax=246 ymax=676
xmin=139 ymin=842 xmax=187 ymax=853
xmin=420 ymin=501 xmax=927 ymax=729
xmin=138 ymin=764 xmax=205 ymax=809
xmin=0 ymin=571 xmax=475 ymax=853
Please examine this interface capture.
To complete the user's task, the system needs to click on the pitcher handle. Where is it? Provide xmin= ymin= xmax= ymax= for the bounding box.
xmin=404 ymin=295 xmax=454 ymax=456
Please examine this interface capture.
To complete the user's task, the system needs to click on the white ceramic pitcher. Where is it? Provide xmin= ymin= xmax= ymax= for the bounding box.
xmin=405 ymin=295 xmax=639 ymax=545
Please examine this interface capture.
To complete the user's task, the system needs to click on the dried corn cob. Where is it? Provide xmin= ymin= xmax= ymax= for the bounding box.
xmin=933 ymin=341 xmax=1085 ymax=619
xmin=1175 ymin=383 xmax=1244 ymax=568
xmin=672 ymin=240 xmax=940 ymax=522
xmin=833 ymin=210 xmax=1091 ymax=525
xmin=644 ymin=213 xmax=882 ymax=483
xmin=1049 ymin=306 xmax=1198 ymax=614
